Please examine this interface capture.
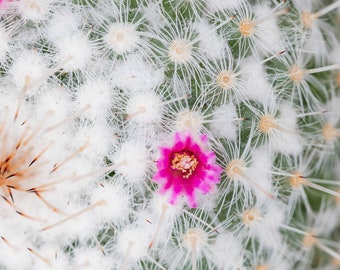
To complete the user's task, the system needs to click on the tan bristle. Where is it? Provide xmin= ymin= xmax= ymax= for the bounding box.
xmin=15 ymin=76 xmax=31 ymax=120
xmin=1 ymin=236 xmax=17 ymax=250
xmin=41 ymin=200 xmax=106 ymax=231
xmin=45 ymin=104 xmax=91 ymax=132
xmin=34 ymin=190 xmax=68 ymax=215
xmin=119 ymin=241 xmax=134 ymax=270
xmin=51 ymin=142 xmax=90 ymax=173
xmin=27 ymin=247 xmax=51 ymax=266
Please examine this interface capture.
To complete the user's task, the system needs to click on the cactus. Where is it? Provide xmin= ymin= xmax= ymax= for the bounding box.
xmin=0 ymin=0 xmax=339 ymax=269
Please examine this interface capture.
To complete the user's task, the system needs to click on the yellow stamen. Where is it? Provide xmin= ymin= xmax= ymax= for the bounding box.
xmin=171 ymin=152 xmax=198 ymax=179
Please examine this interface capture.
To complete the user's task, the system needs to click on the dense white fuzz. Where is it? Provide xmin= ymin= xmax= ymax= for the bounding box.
xmin=150 ymin=17 xmax=209 ymax=84
xmin=112 ymin=55 xmax=164 ymax=92
xmin=292 ymin=0 xmax=340 ymax=64
xmin=322 ymin=94 xmax=340 ymax=130
xmin=253 ymin=100 xmax=303 ymax=156
xmin=330 ymin=46 xmax=340 ymax=66
xmin=206 ymin=0 xmax=246 ymax=12
xmin=216 ymin=69 xmax=236 ymax=91
xmin=193 ymin=20 xmax=226 ymax=60
xmin=145 ymin=194 xmax=184 ymax=249
xmin=0 ymin=25 xmax=10 ymax=62
xmin=143 ymin=2 xmax=166 ymax=28
xmin=54 ymin=33 xmax=93 ymax=72
xmin=112 ymin=140 xmax=150 ymax=183
xmin=9 ymin=50 xmax=48 ymax=91
xmin=248 ymin=148 xmax=276 ymax=200
xmin=161 ymin=212 xmax=219 ymax=270
xmin=0 ymin=242 xmax=33 ymax=270
xmin=125 ymin=90 xmax=163 ymax=124
xmin=149 ymin=193 xmax=183 ymax=223
xmin=1 ymin=0 xmax=340 ymax=269
xmin=40 ymin=199 xmax=102 ymax=242
xmin=175 ymin=110 xmax=203 ymax=134
xmin=44 ymin=8 xmax=82 ymax=41
xmin=301 ymin=93 xmax=340 ymax=172
xmin=237 ymin=198 xmax=286 ymax=250
xmin=73 ymin=122 xmax=115 ymax=162
xmin=239 ymin=57 xmax=275 ymax=103
xmin=76 ymin=78 xmax=114 ymax=120
xmin=182 ymin=228 xmax=208 ymax=253
xmin=116 ymin=225 xmax=152 ymax=262
xmin=211 ymin=233 xmax=245 ymax=269
xmin=104 ymin=23 xmax=139 ymax=54
xmin=31 ymin=246 xmax=70 ymax=270
xmin=202 ymin=54 xmax=246 ymax=105
xmin=33 ymin=86 xmax=72 ymax=124
xmin=90 ymin=183 xmax=130 ymax=222
xmin=249 ymin=248 xmax=293 ymax=270
xmin=272 ymin=103 xmax=303 ymax=156
xmin=72 ymin=247 xmax=112 ymax=270
xmin=168 ymin=39 xmax=193 ymax=64
xmin=276 ymin=49 xmax=328 ymax=110
xmin=222 ymin=136 xmax=275 ymax=201
xmin=251 ymin=3 xmax=286 ymax=56
xmin=91 ymin=0 xmax=156 ymax=65
xmin=17 ymin=0 xmax=51 ymax=22
xmin=209 ymin=103 xmax=238 ymax=140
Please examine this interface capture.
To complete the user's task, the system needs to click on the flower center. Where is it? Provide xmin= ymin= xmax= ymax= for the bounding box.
xmin=258 ymin=114 xmax=279 ymax=133
xmin=289 ymin=64 xmax=305 ymax=83
xmin=301 ymin=11 xmax=316 ymax=29
xmin=303 ymin=231 xmax=317 ymax=248
xmin=168 ymin=39 xmax=192 ymax=64
xmin=239 ymin=19 xmax=255 ymax=37
xmin=105 ymin=23 xmax=138 ymax=54
xmin=242 ymin=208 xmax=261 ymax=226
xmin=171 ymin=152 xmax=198 ymax=179
xmin=255 ymin=265 xmax=269 ymax=270
xmin=217 ymin=70 xmax=235 ymax=90
xmin=336 ymin=72 xmax=340 ymax=86
xmin=322 ymin=123 xmax=339 ymax=142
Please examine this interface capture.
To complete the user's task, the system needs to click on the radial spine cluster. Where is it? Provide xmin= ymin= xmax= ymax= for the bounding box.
xmin=0 ymin=0 xmax=340 ymax=269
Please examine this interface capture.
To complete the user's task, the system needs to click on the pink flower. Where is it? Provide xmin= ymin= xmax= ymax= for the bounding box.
xmin=0 ymin=0 xmax=10 ymax=8
xmin=153 ymin=132 xmax=222 ymax=208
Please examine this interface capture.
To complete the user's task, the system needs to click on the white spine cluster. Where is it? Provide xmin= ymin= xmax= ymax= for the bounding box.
xmin=0 ymin=0 xmax=339 ymax=269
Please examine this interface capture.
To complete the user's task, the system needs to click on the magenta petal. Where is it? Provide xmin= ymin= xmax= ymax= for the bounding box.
xmin=187 ymin=192 xmax=198 ymax=208
xmin=169 ymin=193 xmax=177 ymax=205
xmin=200 ymin=134 xmax=208 ymax=143
xmin=198 ymin=182 xmax=211 ymax=193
